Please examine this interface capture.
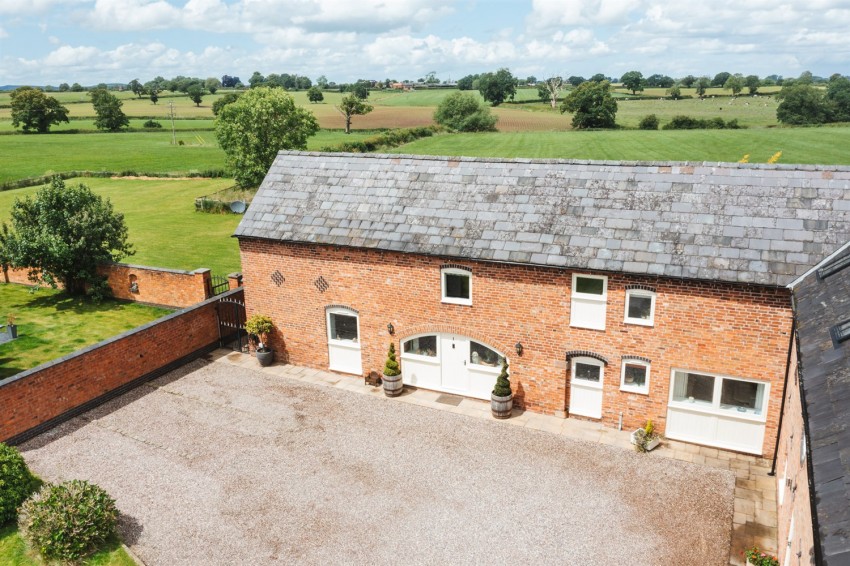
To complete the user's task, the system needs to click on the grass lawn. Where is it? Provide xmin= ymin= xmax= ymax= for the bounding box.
xmin=0 ymin=178 xmax=242 ymax=275
xmin=389 ymin=127 xmax=850 ymax=164
xmin=0 ymin=284 xmax=170 ymax=379
xmin=0 ymin=118 xmax=217 ymax=133
xmin=0 ymin=129 xmax=377 ymax=184
xmin=0 ymin=523 xmax=136 ymax=566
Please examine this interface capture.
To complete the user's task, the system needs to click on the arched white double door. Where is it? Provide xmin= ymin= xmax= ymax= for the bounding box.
xmin=400 ymin=333 xmax=503 ymax=400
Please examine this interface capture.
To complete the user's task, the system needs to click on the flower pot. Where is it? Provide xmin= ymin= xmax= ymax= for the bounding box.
xmin=630 ymin=429 xmax=660 ymax=451
xmin=491 ymin=393 xmax=513 ymax=419
xmin=256 ymin=349 xmax=274 ymax=367
xmin=382 ymin=372 xmax=403 ymax=397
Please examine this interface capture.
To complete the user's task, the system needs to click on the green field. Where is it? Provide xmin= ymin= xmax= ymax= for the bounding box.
xmin=0 ymin=284 xmax=171 ymax=379
xmin=389 ymin=127 xmax=850 ymax=164
xmin=0 ymin=178 xmax=242 ymax=275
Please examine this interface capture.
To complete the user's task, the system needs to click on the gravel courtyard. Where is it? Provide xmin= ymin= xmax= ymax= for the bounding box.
xmin=21 ymin=355 xmax=735 ymax=565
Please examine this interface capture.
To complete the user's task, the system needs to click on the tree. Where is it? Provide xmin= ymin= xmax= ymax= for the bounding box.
xmin=590 ymin=73 xmax=607 ymax=83
xmin=188 ymin=85 xmax=204 ymax=107
xmin=647 ymin=74 xmax=674 ymax=88
xmin=128 ymin=78 xmax=145 ymax=98
xmin=478 ymin=68 xmax=517 ymax=106
xmin=826 ymin=75 xmax=850 ymax=122
xmin=221 ymin=75 xmax=240 ymax=88
xmin=150 ymin=91 xmax=159 ymax=105
xmin=745 ymin=75 xmax=760 ymax=95
xmin=776 ymin=84 xmax=828 ymax=125
xmin=296 ymin=76 xmax=312 ymax=90
xmin=338 ymin=94 xmax=373 ymax=134
xmin=5 ymin=177 xmax=133 ymax=296
xmin=90 ymin=89 xmax=129 ymax=131
xmin=212 ymin=92 xmax=240 ymax=115
xmin=712 ymin=72 xmax=731 ymax=87
xmin=797 ymin=70 xmax=814 ymax=85
xmin=70 ymin=82 xmax=84 ymax=92
xmin=316 ymin=75 xmax=329 ymax=89
xmin=58 ymin=83 xmax=70 ymax=92
xmin=724 ymin=74 xmax=744 ymax=95
xmin=306 ymin=86 xmax=324 ymax=103
xmin=204 ymin=77 xmax=221 ymax=94
xmin=0 ymin=222 xmax=12 ymax=283
xmin=382 ymin=343 xmax=400 ymax=377
xmin=525 ymin=75 xmax=537 ymax=85
xmin=695 ymin=77 xmax=711 ymax=97
xmin=457 ymin=74 xmax=477 ymax=90
xmin=667 ymin=85 xmax=682 ymax=100
xmin=620 ymin=71 xmax=645 ymax=95
xmin=680 ymin=75 xmax=697 ymax=88
xmin=567 ymin=75 xmax=585 ymax=87
xmin=214 ymin=87 xmax=319 ymax=187
xmin=560 ymin=80 xmax=617 ymax=129
xmin=10 ymin=87 xmax=70 ymax=133
xmin=352 ymin=81 xmax=370 ymax=99
xmin=538 ymin=76 xmax=565 ymax=109
xmin=249 ymin=71 xmax=265 ymax=88
xmin=433 ymin=91 xmax=497 ymax=132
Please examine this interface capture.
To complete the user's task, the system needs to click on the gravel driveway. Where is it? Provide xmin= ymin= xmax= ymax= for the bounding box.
xmin=21 ymin=356 xmax=734 ymax=565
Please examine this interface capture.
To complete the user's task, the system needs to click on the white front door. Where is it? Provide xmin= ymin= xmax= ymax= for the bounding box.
xmin=569 ymin=357 xmax=604 ymax=419
xmin=400 ymin=334 xmax=502 ymax=400
xmin=326 ymin=308 xmax=362 ymax=375
xmin=440 ymin=335 xmax=469 ymax=393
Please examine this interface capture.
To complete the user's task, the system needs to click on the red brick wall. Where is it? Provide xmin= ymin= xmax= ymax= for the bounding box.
xmin=239 ymin=239 xmax=793 ymax=457
xmin=4 ymin=263 xmax=213 ymax=308
xmin=775 ymin=339 xmax=816 ymax=564
xmin=0 ymin=291 xmax=238 ymax=443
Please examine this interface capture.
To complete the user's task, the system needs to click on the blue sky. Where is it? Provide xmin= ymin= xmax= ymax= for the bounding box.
xmin=1 ymin=0 xmax=848 ymax=86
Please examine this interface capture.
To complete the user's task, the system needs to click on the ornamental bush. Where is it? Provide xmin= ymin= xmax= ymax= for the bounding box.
xmin=0 ymin=443 xmax=38 ymax=524
xmin=492 ymin=359 xmax=511 ymax=397
xmin=142 ymin=119 xmax=162 ymax=128
xmin=638 ymin=114 xmax=659 ymax=130
xmin=18 ymin=480 xmax=118 ymax=562
xmin=383 ymin=343 xmax=400 ymax=377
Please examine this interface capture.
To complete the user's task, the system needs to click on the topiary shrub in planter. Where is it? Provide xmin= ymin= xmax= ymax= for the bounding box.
xmin=18 ymin=479 xmax=118 ymax=562
xmin=0 ymin=443 xmax=38 ymax=525
xmin=491 ymin=359 xmax=513 ymax=419
xmin=245 ymin=313 xmax=275 ymax=366
xmin=382 ymin=343 xmax=403 ymax=397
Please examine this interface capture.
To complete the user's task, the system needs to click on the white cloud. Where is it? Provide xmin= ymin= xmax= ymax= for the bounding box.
xmin=86 ymin=0 xmax=180 ymax=30
xmin=0 ymin=0 xmax=89 ymax=16
xmin=0 ymin=26 xmax=8 ymax=39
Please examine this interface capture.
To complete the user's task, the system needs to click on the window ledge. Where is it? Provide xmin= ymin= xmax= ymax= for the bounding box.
xmin=624 ymin=318 xmax=654 ymax=327
xmin=668 ymin=401 xmax=767 ymax=423
xmin=442 ymin=298 xmax=472 ymax=306
xmin=619 ymin=386 xmax=649 ymax=395
xmin=328 ymin=339 xmax=361 ymax=349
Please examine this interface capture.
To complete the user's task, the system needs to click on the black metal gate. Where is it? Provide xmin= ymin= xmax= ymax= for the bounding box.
xmin=216 ymin=296 xmax=247 ymax=351
xmin=210 ymin=275 xmax=230 ymax=296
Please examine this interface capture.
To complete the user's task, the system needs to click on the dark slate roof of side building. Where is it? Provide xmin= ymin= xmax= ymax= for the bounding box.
xmin=234 ymin=152 xmax=850 ymax=287
xmin=791 ymin=245 xmax=850 ymax=565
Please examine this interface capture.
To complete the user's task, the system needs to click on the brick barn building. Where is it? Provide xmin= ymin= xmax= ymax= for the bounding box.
xmin=234 ymin=152 xmax=850 ymax=462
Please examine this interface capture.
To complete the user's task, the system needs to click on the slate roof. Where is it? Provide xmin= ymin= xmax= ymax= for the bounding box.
xmin=234 ymin=152 xmax=850 ymax=287
xmin=792 ymin=246 xmax=850 ymax=565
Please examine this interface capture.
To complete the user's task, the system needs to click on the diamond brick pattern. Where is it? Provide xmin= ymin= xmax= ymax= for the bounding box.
xmin=234 ymin=152 xmax=850 ymax=287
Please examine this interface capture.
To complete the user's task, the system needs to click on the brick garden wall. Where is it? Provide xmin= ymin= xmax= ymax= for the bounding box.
xmin=0 ymin=289 xmax=242 ymax=444
xmin=774 ymin=339 xmax=816 ymax=564
xmin=4 ymin=263 xmax=213 ymax=308
xmin=239 ymin=238 xmax=793 ymax=457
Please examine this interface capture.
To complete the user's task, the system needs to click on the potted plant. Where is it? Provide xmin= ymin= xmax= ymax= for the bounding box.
xmin=382 ymin=343 xmax=403 ymax=397
xmin=245 ymin=314 xmax=275 ymax=367
xmin=743 ymin=546 xmax=779 ymax=566
xmin=5 ymin=314 xmax=16 ymax=339
xmin=491 ymin=358 xmax=512 ymax=419
xmin=631 ymin=419 xmax=661 ymax=452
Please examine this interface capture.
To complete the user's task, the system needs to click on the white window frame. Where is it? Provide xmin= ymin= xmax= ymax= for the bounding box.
xmin=668 ymin=369 xmax=769 ymax=423
xmin=400 ymin=334 xmax=440 ymax=364
xmin=620 ymin=358 xmax=650 ymax=395
xmin=326 ymin=307 xmax=360 ymax=347
xmin=624 ymin=289 xmax=656 ymax=326
xmin=441 ymin=268 xmax=472 ymax=306
xmin=570 ymin=273 xmax=608 ymax=330
xmin=571 ymin=356 xmax=605 ymax=390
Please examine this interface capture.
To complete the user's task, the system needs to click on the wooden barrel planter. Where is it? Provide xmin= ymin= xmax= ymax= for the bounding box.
xmin=382 ymin=373 xmax=403 ymax=397
xmin=491 ymin=393 xmax=513 ymax=419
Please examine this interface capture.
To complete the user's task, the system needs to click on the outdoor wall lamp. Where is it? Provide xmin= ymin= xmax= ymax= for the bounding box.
xmin=515 ymin=342 xmax=523 ymax=356
xmin=387 ymin=323 xmax=395 ymax=335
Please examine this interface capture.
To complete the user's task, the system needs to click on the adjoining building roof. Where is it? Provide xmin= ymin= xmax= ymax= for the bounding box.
xmin=792 ymin=247 xmax=850 ymax=565
xmin=234 ymin=152 xmax=850 ymax=286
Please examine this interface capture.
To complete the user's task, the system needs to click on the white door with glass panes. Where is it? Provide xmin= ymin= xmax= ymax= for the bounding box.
xmin=400 ymin=333 xmax=503 ymax=400
xmin=666 ymin=369 xmax=768 ymax=454
xmin=326 ymin=308 xmax=362 ymax=375
xmin=569 ymin=357 xmax=604 ymax=419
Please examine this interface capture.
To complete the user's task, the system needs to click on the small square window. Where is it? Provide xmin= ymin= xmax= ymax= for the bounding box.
xmin=620 ymin=360 xmax=650 ymax=394
xmin=574 ymin=362 xmax=601 ymax=382
xmin=570 ymin=274 xmax=608 ymax=330
xmin=625 ymin=290 xmax=655 ymax=326
xmin=441 ymin=268 xmax=472 ymax=305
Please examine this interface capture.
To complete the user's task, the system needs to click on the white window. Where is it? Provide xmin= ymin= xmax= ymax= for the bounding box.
xmin=572 ymin=357 xmax=604 ymax=387
xmin=670 ymin=370 xmax=768 ymax=419
xmin=441 ymin=268 xmax=472 ymax=305
xmin=620 ymin=358 xmax=650 ymax=394
xmin=570 ymin=274 xmax=608 ymax=330
xmin=469 ymin=341 xmax=502 ymax=368
xmin=402 ymin=335 xmax=438 ymax=358
xmin=624 ymin=289 xmax=656 ymax=326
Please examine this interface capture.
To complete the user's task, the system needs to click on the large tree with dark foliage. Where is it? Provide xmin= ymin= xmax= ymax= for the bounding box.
xmin=5 ymin=177 xmax=133 ymax=297
xmin=90 ymin=89 xmax=129 ymax=131
xmin=560 ymin=80 xmax=617 ymax=129
xmin=10 ymin=87 xmax=69 ymax=133
xmin=478 ymin=68 xmax=517 ymax=106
